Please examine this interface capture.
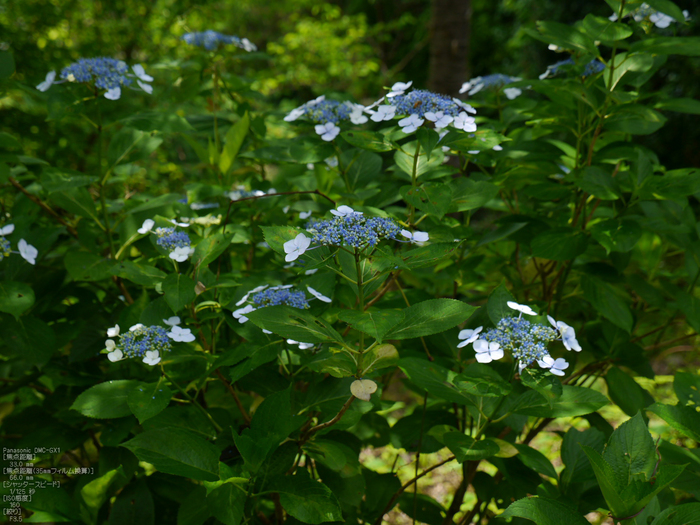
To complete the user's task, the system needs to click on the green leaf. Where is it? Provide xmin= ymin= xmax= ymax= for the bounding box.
xmin=582 ymin=14 xmax=633 ymax=41
xmin=341 ymin=130 xmax=394 ymax=152
xmin=121 ymin=428 xmax=220 ymax=481
xmin=647 ymin=403 xmax=700 ymax=441
xmin=0 ymin=281 xmax=35 ymax=318
xmin=448 ymin=179 xmax=499 ymax=212
xmin=344 ymin=149 xmax=382 ymax=191
xmin=398 ymin=494 xmax=445 ymax=525
xmin=512 ymin=386 xmax=608 ymax=417
xmin=400 ymin=183 xmax=453 ymax=218
xmin=401 ymin=242 xmax=462 ymax=269
xmin=41 ymin=167 xmax=97 ymax=193
xmin=219 ymin=112 xmax=250 ymax=174
xmin=578 ymin=166 xmax=622 ymax=200
xmin=288 ymin=139 xmax=335 ymax=164
xmin=533 ymin=21 xmax=597 ymax=53
xmin=260 ymin=225 xmax=304 ymax=255
xmin=0 ymin=50 xmax=15 ymax=79
xmin=605 ymin=367 xmax=653 ymax=416
xmin=655 ymin=97 xmax=700 ymax=115
xmin=163 ymin=273 xmax=197 ymax=314
xmin=79 ymin=467 xmax=128 ymax=525
xmin=582 ymin=446 xmax=629 ymax=517
xmin=649 ymin=503 xmax=700 ymax=525
xmin=604 ymin=413 xmax=656 ymax=489
xmin=127 ymin=380 xmax=172 ymax=424
xmin=383 ymin=299 xmax=476 ymax=340
xmin=673 ymin=372 xmax=700 ymax=407
xmin=454 ymin=364 xmax=513 ymax=397
xmin=500 ymin=496 xmax=591 ymax=525
xmin=560 ymin=427 xmax=606 ymax=487
xmin=591 ymin=219 xmax=642 ymax=254
xmin=65 ymin=251 xmax=114 ymax=281
xmin=232 ymin=388 xmax=297 ymax=471
xmin=193 ymin=233 xmax=233 ymax=269
xmin=581 ymin=275 xmax=633 ymax=332
xmin=443 ymin=432 xmax=500 ymax=462
xmin=111 ymin=260 xmax=167 ymax=286
xmin=206 ymin=481 xmax=246 ymax=525
xmin=107 ymin=479 xmax=155 ymax=525
xmin=417 ymin=127 xmax=441 ymax=160
xmin=531 ymin=228 xmax=588 ymax=261
xmin=127 ymin=193 xmax=183 ymax=214
xmin=520 ymin=368 xmax=563 ymax=406
xmin=270 ymin=470 xmax=343 ymax=524
xmin=631 ymin=36 xmax=700 ymax=56
xmin=119 ymin=112 xmax=196 ymax=133
xmin=337 ymin=309 xmax=404 ymax=343
xmin=394 ymin=142 xmax=444 ymax=179
xmin=399 ymin=357 xmax=475 ymax=406
xmin=486 ymin=282 xmax=517 ymax=325
xmin=513 ymin=444 xmax=558 ymax=479
xmin=605 ymin=104 xmax=667 ymax=135
xmin=49 ymin=187 xmax=99 ymax=221
xmin=638 ymin=168 xmax=700 ymax=201
xmin=71 ymin=380 xmax=141 ymax=419
xmin=605 ymin=52 xmax=655 ymax=91
xmin=246 ymin=305 xmax=344 ymax=344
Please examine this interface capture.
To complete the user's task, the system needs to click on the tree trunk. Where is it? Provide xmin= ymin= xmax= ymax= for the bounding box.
xmin=428 ymin=0 xmax=472 ymax=97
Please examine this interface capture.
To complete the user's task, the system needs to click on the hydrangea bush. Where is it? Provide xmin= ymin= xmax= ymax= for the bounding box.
xmin=1 ymin=2 xmax=700 ymax=524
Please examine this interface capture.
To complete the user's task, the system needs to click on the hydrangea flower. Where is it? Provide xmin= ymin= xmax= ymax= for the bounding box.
xmin=153 ymin=227 xmax=195 ymax=262
xmin=331 ymin=205 xmax=363 ymax=218
xmin=399 ymin=230 xmax=430 ymax=245
xmin=104 ymin=323 xmax=173 ymax=366
xmin=284 ymin=233 xmax=311 ymax=262
xmin=233 ymin=285 xmax=314 ymax=324
xmin=307 ymin=286 xmax=332 ymax=303
xmin=37 ymin=58 xmax=153 ymax=100
xmin=536 ymin=355 xmax=569 ymax=376
xmin=182 ymin=30 xmax=257 ymax=52
xmin=167 ymin=325 xmax=196 ymax=343
xmin=507 ymin=301 xmax=537 ymax=317
xmin=547 ymin=315 xmax=582 ymax=352
xmin=0 ymin=225 xmax=38 ymax=265
xmin=365 ymin=85 xmax=477 ymax=134
xmin=227 ymin=186 xmax=276 ymax=201
xmin=609 ymin=4 xmax=690 ymax=27
xmin=18 ymin=239 xmax=38 ymax=265
xmin=459 ymin=74 xmax=522 ymax=98
xmin=284 ymin=97 xmax=366 ymax=140
xmin=539 ymin=58 xmax=605 ymax=79
xmin=306 ymin=212 xmax=401 ymax=249
xmin=457 ymin=326 xmax=483 ymax=348
xmin=287 ymin=339 xmax=315 ymax=350
xmin=473 ymin=340 xmax=504 ymax=363
xmin=479 ymin=316 xmax=558 ymax=369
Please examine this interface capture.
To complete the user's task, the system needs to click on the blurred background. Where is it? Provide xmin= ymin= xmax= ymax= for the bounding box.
xmin=1 ymin=0 xmax=698 ymax=170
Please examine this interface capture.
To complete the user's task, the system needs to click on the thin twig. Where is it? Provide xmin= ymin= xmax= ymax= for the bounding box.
xmin=215 ymin=369 xmax=251 ymax=424
xmin=9 ymin=177 xmax=78 ymax=237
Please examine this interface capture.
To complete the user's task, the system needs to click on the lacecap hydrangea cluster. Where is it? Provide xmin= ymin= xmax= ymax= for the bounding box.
xmin=457 ymin=301 xmax=582 ymax=376
xmin=182 ymin=30 xmax=257 ymax=52
xmin=539 ymin=58 xmax=606 ymax=79
xmin=365 ymin=81 xmax=477 ymax=134
xmin=36 ymin=58 xmax=153 ymax=100
xmin=305 ymin=206 xmax=401 ymax=249
xmin=284 ymin=96 xmax=367 ymax=141
xmin=104 ymin=319 xmax=196 ymax=366
xmin=252 ymin=287 xmax=310 ymax=309
xmin=155 ymin=227 xmax=191 ymax=251
xmin=459 ymin=74 xmax=523 ymax=100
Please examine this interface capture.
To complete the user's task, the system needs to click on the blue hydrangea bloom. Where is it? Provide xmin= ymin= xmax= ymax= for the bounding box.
xmin=252 ymin=288 xmax=310 ymax=309
xmin=61 ymin=57 xmax=131 ymax=90
xmin=119 ymin=325 xmax=172 ymax=358
xmin=481 ymin=317 xmax=558 ymax=367
xmin=390 ymin=90 xmax=464 ymax=119
xmin=306 ymin=214 xmax=401 ymax=249
xmin=0 ymin=237 xmax=11 ymax=261
xmin=182 ymin=30 xmax=257 ymax=52
xmin=155 ymin=227 xmax=191 ymax=251
xmin=540 ymin=58 xmax=606 ymax=79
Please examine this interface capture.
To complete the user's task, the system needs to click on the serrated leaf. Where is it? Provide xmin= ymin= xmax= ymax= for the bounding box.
xmin=399 ymin=357 xmax=476 ymax=406
xmin=110 ymin=260 xmax=167 ymax=286
xmin=268 ymin=470 xmax=342 ymax=524
xmin=163 ymin=273 xmax=197 ymax=313
xmin=531 ymin=228 xmax=588 ymax=261
xmin=193 ymin=233 xmax=233 ymax=268
xmin=512 ymin=385 xmax=608 ymax=417
xmin=337 ymin=309 xmax=404 ymax=343
xmin=400 ymin=183 xmax=452 ymax=218
xmin=454 ymin=364 xmax=512 ymax=397
xmin=0 ymin=281 xmax=35 ymax=318
xmin=246 ymin=305 xmax=344 ymax=344
xmin=448 ymin=179 xmax=499 ymax=212
xmin=341 ymin=130 xmax=395 ymax=152
xmin=127 ymin=380 xmax=172 ymax=424
xmin=384 ymin=299 xmax=475 ymax=340
xmin=647 ymin=403 xmax=700 ymax=442
xmin=219 ymin=112 xmax=250 ymax=174
xmin=71 ymin=380 xmax=140 ymax=419
xmin=500 ymin=496 xmax=591 ymax=525
xmin=443 ymin=433 xmax=499 ymax=462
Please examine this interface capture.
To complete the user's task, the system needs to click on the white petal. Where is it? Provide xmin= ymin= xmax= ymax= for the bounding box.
xmin=107 ymin=324 xmax=120 ymax=337
xmin=163 ymin=316 xmax=181 ymax=326
xmin=108 ymin=349 xmax=124 ymax=362
xmin=308 ymin=286 xmax=332 ymax=303
xmin=132 ymin=64 xmax=154 ymax=82
xmin=138 ymin=219 xmax=155 ymax=234
xmin=137 ymin=80 xmax=153 ymax=94
xmin=0 ymin=224 xmax=15 ymax=236
xmin=36 ymin=71 xmax=56 ymax=92
xmin=104 ymin=87 xmax=121 ymax=100
xmin=18 ymin=239 xmax=38 ymax=265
